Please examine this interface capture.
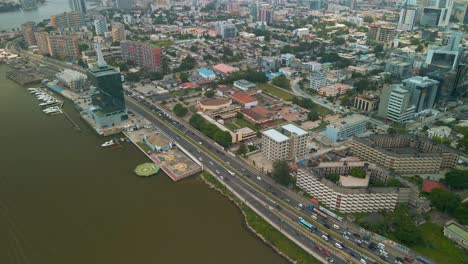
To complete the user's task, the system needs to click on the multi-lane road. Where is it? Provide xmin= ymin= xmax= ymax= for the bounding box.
xmin=125 ymin=96 xmax=395 ymax=264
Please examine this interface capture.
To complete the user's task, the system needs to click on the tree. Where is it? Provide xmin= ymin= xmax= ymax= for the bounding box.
xmin=350 ymin=168 xmax=366 ymax=178
xmin=125 ymin=72 xmax=140 ymax=82
xmin=178 ymin=56 xmax=197 ymax=71
xmin=272 ymin=160 xmax=294 ymax=186
xmin=204 ymin=90 xmax=215 ymax=98
xmin=149 ymin=72 xmax=164 ymax=81
xmin=173 ymin=103 xmax=188 ymax=117
xmin=271 ymin=75 xmax=290 ymax=89
xmin=307 ymin=110 xmax=319 ymax=121
xmin=363 ymin=16 xmax=374 ymax=23
xmin=454 ymin=203 xmax=468 ymax=225
xmin=78 ymin=44 xmax=89 ymax=52
xmin=190 ymin=46 xmax=198 ymax=52
xmin=237 ymin=143 xmax=248 ymax=156
xmin=179 ymin=72 xmax=189 ymax=83
xmin=428 ymin=189 xmax=461 ymax=215
xmin=415 ymin=44 xmax=424 ymax=52
xmin=444 ymin=169 xmax=468 ymax=190
xmin=325 ymin=173 xmax=340 ymax=183
xmin=214 ymin=131 xmax=232 ymax=148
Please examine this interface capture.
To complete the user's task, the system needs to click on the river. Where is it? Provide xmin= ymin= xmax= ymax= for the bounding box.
xmin=0 ymin=0 xmax=94 ymax=31
xmin=0 ymin=64 xmax=287 ymax=263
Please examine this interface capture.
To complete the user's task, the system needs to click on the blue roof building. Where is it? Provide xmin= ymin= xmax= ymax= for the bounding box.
xmin=198 ymin=68 xmax=216 ymax=80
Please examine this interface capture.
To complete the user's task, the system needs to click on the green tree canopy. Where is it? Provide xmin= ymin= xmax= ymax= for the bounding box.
xmin=272 ymin=160 xmax=294 ymax=186
xmin=204 ymin=90 xmax=215 ymax=98
xmin=325 ymin=173 xmax=340 ymax=183
xmin=307 ymin=110 xmax=319 ymax=121
xmin=428 ymin=189 xmax=461 ymax=215
xmin=173 ymin=103 xmax=188 ymax=117
xmin=271 ymin=75 xmax=290 ymax=89
xmin=350 ymin=167 xmax=366 ymax=178
xmin=444 ymin=169 xmax=468 ymax=190
xmin=237 ymin=143 xmax=248 ymax=156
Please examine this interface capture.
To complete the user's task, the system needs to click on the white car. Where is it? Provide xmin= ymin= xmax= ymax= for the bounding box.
xmin=333 ymin=224 xmax=340 ymax=230
xmin=256 ymin=176 xmax=262 ymax=181
xmin=321 ymin=235 xmax=329 ymax=241
xmin=334 ymin=243 xmax=342 ymax=249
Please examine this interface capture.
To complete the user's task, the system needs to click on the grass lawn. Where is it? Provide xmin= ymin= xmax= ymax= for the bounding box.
xmin=257 ymin=83 xmax=295 ymax=101
xmin=224 ymin=122 xmax=239 ymax=131
xmin=314 ymin=104 xmax=333 ymax=116
xmin=136 ymin=141 xmax=152 ymax=153
xmin=412 ymin=222 xmax=467 ymax=264
xmin=235 ymin=118 xmax=258 ymax=131
xmin=150 ymin=40 xmax=174 ymax=48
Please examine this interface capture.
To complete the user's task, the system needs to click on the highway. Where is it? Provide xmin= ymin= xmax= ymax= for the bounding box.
xmin=125 ymin=97 xmax=385 ymax=264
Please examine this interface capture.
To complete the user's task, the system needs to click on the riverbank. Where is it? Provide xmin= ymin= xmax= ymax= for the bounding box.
xmin=201 ymin=172 xmax=321 ymax=264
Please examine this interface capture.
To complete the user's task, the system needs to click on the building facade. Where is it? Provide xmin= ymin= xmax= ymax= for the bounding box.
xmin=401 ymin=76 xmax=439 ymax=113
xmin=111 ymin=22 xmax=126 ymax=42
xmin=21 ymin=22 xmax=37 ymax=47
xmin=350 ymin=134 xmax=459 ymax=174
xmin=116 ymin=0 xmax=135 ymax=9
xmin=398 ymin=6 xmax=417 ymax=31
xmin=259 ymin=7 xmax=274 ymax=24
xmin=354 ymin=92 xmax=379 ymax=112
xmin=262 ymin=124 xmax=308 ymax=161
xmin=47 ymin=34 xmax=79 ymax=59
xmin=120 ymin=41 xmax=162 ymax=72
xmin=296 ymin=167 xmax=412 ymax=213
xmin=325 ymin=114 xmax=368 ymax=143
xmin=94 ymin=16 xmax=108 ymax=35
xmin=51 ymin=12 xmax=85 ymax=30
xmin=56 ymin=69 xmax=87 ymax=90
xmin=69 ymin=0 xmax=86 ymax=13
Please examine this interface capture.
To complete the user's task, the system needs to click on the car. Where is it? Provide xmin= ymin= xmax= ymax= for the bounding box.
xmin=325 ymin=257 xmax=334 ymax=263
xmin=395 ymin=260 xmax=403 ymax=264
xmin=334 ymin=243 xmax=342 ymax=249
xmin=377 ymin=243 xmax=385 ymax=249
xmin=298 ymin=203 xmax=304 ymax=208
xmin=256 ymin=176 xmax=262 ymax=181
xmin=215 ymin=170 xmax=220 ymax=174
xmin=311 ymin=214 xmax=317 ymax=220
xmin=343 ymin=235 xmax=350 ymax=240
xmin=333 ymin=224 xmax=340 ymax=230
xmin=404 ymin=256 xmax=414 ymax=263
xmin=314 ymin=244 xmax=323 ymax=251
xmin=321 ymin=234 xmax=329 ymax=241
xmin=360 ymin=259 xmax=367 ymax=264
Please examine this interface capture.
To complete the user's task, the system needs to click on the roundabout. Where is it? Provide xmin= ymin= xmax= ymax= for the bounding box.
xmin=134 ymin=163 xmax=160 ymax=177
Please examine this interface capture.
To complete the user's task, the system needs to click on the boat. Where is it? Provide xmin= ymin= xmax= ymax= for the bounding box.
xmin=101 ymin=140 xmax=116 ymax=147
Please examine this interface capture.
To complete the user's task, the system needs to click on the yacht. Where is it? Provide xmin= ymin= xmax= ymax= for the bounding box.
xmin=101 ymin=140 xmax=116 ymax=147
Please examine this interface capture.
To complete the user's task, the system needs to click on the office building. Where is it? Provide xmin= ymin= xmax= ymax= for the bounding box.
xmin=354 ymin=92 xmax=379 ymax=112
xmin=21 ymin=22 xmax=37 ymax=47
xmin=257 ymin=56 xmax=280 ymax=72
xmin=215 ymin=22 xmax=238 ymax=39
xmin=309 ymin=73 xmax=327 ymax=90
xmin=116 ymin=0 xmax=134 ymax=9
xmin=261 ymin=124 xmax=308 ymax=161
xmin=420 ymin=0 xmax=454 ymax=27
xmin=425 ymin=31 xmax=462 ymax=70
xmin=384 ymin=58 xmax=413 ymax=79
xmin=350 ymin=134 xmax=459 ymax=174
xmin=325 ymin=114 xmax=368 ymax=143
xmin=398 ymin=6 xmax=417 ymax=31
xmin=47 ymin=34 xmax=80 ymax=59
xmin=56 ymin=69 xmax=87 ymax=90
xmin=378 ymin=84 xmax=415 ymax=122
xmin=111 ymin=22 xmax=126 ymax=42
xmin=301 ymin=0 xmax=321 ymax=10
xmin=401 ymin=76 xmax=439 ymax=112
xmin=120 ymin=41 xmax=162 ymax=72
xmin=259 ymin=7 xmax=274 ymax=25
xmin=69 ymin=0 xmax=86 ymax=13
xmin=94 ymin=16 xmax=108 ymax=36
xmin=51 ymin=12 xmax=85 ymax=30
xmin=281 ymin=53 xmax=296 ymax=67
xmin=296 ymin=165 xmax=412 ymax=213
xmin=87 ymin=44 xmax=128 ymax=129
xmin=249 ymin=3 xmax=258 ymax=20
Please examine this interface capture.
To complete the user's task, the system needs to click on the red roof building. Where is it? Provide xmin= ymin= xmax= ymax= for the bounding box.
xmin=422 ymin=180 xmax=448 ymax=193
xmin=213 ymin=63 xmax=238 ymax=75
xmin=230 ymin=93 xmax=258 ymax=108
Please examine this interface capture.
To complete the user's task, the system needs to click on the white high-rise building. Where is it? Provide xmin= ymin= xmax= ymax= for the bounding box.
xmin=94 ymin=16 xmax=107 ymax=36
xmin=69 ymin=0 xmax=86 ymax=13
xmin=386 ymin=86 xmax=415 ymax=122
xmin=398 ymin=7 xmax=417 ymax=31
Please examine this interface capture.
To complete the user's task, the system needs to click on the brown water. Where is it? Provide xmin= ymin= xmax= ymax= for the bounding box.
xmin=0 ymin=64 xmax=287 ymax=264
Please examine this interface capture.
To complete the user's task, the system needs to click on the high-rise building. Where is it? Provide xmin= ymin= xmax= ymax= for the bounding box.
xmin=368 ymin=23 xmax=397 ymax=44
xmin=87 ymin=44 xmax=128 ymax=129
xmin=34 ymin=31 xmax=50 ymax=55
xmin=21 ymin=22 xmax=37 ymax=47
xmin=425 ymin=31 xmax=462 ymax=70
xmin=249 ymin=3 xmax=258 ymax=20
xmin=116 ymin=0 xmax=135 ymax=9
xmin=259 ymin=7 xmax=274 ymax=25
xmin=349 ymin=0 xmax=357 ymax=10
xmin=301 ymin=0 xmax=321 ymax=10
xmin=51 ymin=12 xmax=85 ymax=30
xmin=94 ymin=16 xmax=108 ymax=36
xmin=385 ymin=85 xmax=416 ymax=122
xmin=69 ymin=0 xmax=86 ymax=13
xmin=120 ymin=41 xmax=162 ymax=72
xmin=420 ymin=0 xmax=454 ymax=27
xmin=464 ymin=5 xmax=468 ymax=24
xmin=47 ymin=34 xmax=80 ymax=59
xmin=215 ymin=21 xmax=238 ymax=39
xmin=401 ymin=76 xmax=439 ymax=112
xmin=398 ymin=6 xmax=417 ymax=31
xmin=111 ymin=22 xmax=126 ymax=42
xmin=261 ymin=124 xmax=308 ymax=162
xmin=384 ymin=58 xmax=413 ymax=79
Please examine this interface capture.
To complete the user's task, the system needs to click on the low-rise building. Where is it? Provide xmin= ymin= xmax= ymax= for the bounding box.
xmin=230 ymin=93 xmax=258 ymax=108
xmin=213 ymin=63 xmax=238 ymax=75
xmin=354 ymin=92 xmax=379 ymax=112
xmin=234 ymin=79 xmax=257 ymax=92
xmin=197 ymin=68 xmax=216 ymax=80
xmin=309 ymin=73 xmax=327 ymax=90
xmin=427 ymin=126 xmax=452 ymax=139
xmin=55 ymin=69 xmax=87 ymax=90
xmin=444 ymin=221 xmax=468 ymax=249
xmin=325 ymin=114 xmax=368 ymax=143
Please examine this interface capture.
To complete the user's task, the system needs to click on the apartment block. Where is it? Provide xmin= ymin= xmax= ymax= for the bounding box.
xmin=120 ymin=41 xmax=162 ymax=72
xmin=21 ymin=22 xmax=37 ymax=47
xmin=350 ymin=134 xmax=459 ymax=174
xmin=111 ymin=22 xmax=126 ymax=42
xmin=51 ymin=12 xmax=85 ymax=30
xmin=261 ymin=124 xmax=308 ymax=161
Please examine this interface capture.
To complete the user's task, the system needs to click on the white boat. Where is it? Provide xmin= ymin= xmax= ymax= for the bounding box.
xmin=101 ymin=140 xmax=115 ymax=147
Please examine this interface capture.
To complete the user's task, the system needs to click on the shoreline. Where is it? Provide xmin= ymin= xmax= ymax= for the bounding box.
xmin=200 ymin=172 xmax=322 ymax=264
